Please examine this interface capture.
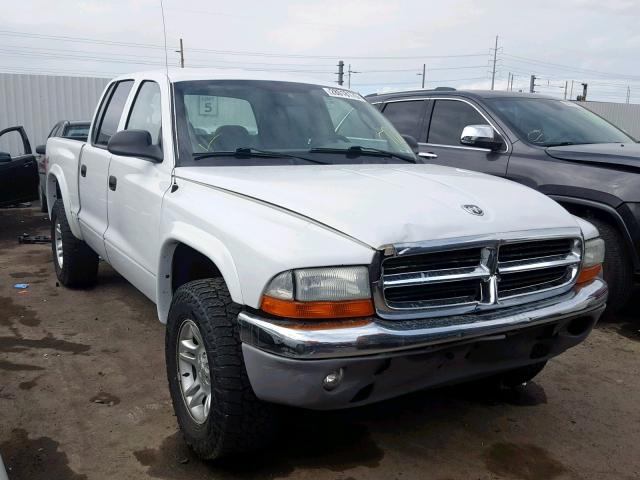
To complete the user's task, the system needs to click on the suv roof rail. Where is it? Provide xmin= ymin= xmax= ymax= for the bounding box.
xmin=433 ymin=87 xmax=456 ymax=91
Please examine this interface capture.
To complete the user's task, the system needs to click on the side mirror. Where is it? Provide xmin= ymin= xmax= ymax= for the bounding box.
xmin=0 ymin=151 xmax=11 ymax=162
xmin=460 ymin=125 xmax=503 ymax=151
xmin=401 ymin=134 xmax=419 ymax=155
xmin=107 ymin=130 xmax=163 ymax=163
xmin=36 ymin=145 xmax=46 ymax=155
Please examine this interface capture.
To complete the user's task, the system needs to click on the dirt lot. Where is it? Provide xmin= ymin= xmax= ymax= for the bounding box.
xmin=0 ymin=204 xmax=639 ymax=480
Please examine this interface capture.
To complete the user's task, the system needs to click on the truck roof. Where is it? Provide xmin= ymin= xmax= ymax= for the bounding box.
xmin=110 ymin=68 xmax=344 ymax=90
xmin=365 ymin=89 xmax=556 ymax=102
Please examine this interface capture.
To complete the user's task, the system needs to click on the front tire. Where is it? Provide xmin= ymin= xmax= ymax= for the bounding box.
xmin=166 ymin=278 xmax=276 ymax=460
xmin=50 ymin=200 xmax=99 ymax=287
xmin=587 ymin=217 xmax=633 ymax=313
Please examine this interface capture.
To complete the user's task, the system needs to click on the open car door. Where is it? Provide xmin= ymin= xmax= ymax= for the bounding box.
xmin=0 ymin=126 xmax=39 ymax=206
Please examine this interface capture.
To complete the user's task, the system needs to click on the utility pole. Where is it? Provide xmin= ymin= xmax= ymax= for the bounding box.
xmin=564 ymin=81 xmax=568 ymax=100
xmin=626 ymin=86 xmax=631 ymax=104
xmin=490 ymin=35 xmax=499 ymax=90
xmin=570 ymin=80 xmax=574 ymax=100
xmin=347 ymin=64 xmax=360 ymax=89
xmin=417 ymin=63 xmax=426 ymax=89
xmin=507 ymin=72 xmax=511 ymax=91
xmin=580 ymin=83 xmax=588 ymax=101
xmin=175 ymin=38 xmax=185 ymax=68
xmin=337 ymin=61 xmax=344 ymax=86
xmin=529 ymin=75 xmax=536 ymax=93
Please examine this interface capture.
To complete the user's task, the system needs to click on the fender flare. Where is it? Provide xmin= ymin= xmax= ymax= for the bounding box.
xmin=156 ymin=222 xmax=243 ymax=323
xmin=46 ymin=166 xmax=83 ymax=238
xmin=550 ymin=194 xmax=639 ymax=270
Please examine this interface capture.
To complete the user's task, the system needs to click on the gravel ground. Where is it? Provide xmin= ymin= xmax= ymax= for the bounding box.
xmin=1 ymin=204 xmax=639 ymax=480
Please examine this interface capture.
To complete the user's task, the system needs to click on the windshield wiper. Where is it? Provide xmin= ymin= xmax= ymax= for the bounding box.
xmin=308 ymin=146 xmax=416 ymax=163
xmin=193 ymin=147 xmax=328 ymax=165
xmin=544 ymin=142 xmax=577 ymax=147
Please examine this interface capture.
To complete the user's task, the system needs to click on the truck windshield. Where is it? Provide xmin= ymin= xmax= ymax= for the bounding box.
xmin=489 ymin=98 xmax=635 ymax=146
xmin=173 ymin=80 xmax=414 ymax=166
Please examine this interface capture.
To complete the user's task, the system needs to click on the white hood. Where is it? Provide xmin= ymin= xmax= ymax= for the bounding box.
xmin=176 ymin=164 xmax=580 ymax=248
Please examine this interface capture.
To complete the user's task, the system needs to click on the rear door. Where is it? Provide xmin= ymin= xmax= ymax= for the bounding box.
xmin=420 ymin=98 xmax=510 ymax=176
xmin=0 ymin=126 xmax=39 ymax=206
xmin=78 ymin=80 xmax=134 ymax=257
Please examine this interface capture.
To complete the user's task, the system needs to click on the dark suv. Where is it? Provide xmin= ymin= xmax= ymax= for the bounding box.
xmin=367 ymin=88 xmax=640 ymax=311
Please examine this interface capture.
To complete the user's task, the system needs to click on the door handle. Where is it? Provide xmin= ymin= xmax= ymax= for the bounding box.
xmin=418 ymin=152 xmax=439 ymax=159
xmin=108 ymin=175 xmax=117 ymax=191
xmin=80 ymin=165 xmax=87 ymax=177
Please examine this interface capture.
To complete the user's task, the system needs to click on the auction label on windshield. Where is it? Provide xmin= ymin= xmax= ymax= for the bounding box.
xmin=323 ymin=87 xmax=366 ymax=102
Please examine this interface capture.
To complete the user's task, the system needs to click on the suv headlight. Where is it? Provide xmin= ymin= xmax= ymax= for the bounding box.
xmin=261 ymin=266 xmax=374 ymax=319
xmin=578 ymin=237 xmax=605 ymax=284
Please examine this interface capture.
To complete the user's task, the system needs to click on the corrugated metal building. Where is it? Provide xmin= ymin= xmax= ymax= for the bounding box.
xmin=579 ymin=100 xmax=640 ymax=140
xmin=0 ymin=73 xmax=110 ymax=153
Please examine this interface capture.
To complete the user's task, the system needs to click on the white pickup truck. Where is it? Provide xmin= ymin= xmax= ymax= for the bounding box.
xmin=46 ymin=69 xmax=607 ymax=459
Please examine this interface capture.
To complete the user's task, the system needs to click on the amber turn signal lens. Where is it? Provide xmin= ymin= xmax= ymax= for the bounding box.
xmin=261 ymin=295 xmax=375 ymax=319
xmin=577 ymin=264 xmax=601 ymax=284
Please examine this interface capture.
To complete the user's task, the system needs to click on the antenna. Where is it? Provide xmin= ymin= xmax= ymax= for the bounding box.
xmin=159 ymin=0 xmax=169 ymax=77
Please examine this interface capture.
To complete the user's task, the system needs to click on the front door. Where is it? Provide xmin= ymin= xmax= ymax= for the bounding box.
xmin=78 ymin=80 xmax=134 ymax=258
xmin=419 ymin=98 xmax=510 ymax=177
xmin=0 ymin=126 xmax=39 ymax=206
xmin=104 ymin=80 xmax=169 ymax=301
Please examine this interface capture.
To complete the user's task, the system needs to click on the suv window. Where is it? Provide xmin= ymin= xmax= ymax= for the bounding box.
xmin=382 ymin=101 xmax=424 ymax=139
xmin=428 ymin=99 xmax=486 ymax=146
xmin=127 ymin=81 xmax=162 ymax=145
xmin=94 ymin=80 xmax=134 ymax=146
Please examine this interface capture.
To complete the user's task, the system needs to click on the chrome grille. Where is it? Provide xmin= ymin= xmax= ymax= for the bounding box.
xmin=379 ymin=236 xmax=581 ymax=313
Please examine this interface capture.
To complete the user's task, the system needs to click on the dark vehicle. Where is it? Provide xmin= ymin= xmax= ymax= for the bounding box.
xmin=368 ymin=89 xmax=639 ymax=311
xmin=0 ymin=126 xmax=39 ymax=207
xmin=35 ymin=121 xmax=90 ymax=212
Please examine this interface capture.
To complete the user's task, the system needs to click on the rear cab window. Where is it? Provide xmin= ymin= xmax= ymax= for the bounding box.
xmin=93 ymin=80 xmax=134 ymax=147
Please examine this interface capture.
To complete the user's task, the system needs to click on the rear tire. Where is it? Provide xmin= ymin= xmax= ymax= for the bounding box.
xmin=166 ymin=278 xmax=276 ymax=460
xmin=587 ymin=217 xmax=633 ymax=313
xmin=50 ymin=199 xmax=99 ymax=287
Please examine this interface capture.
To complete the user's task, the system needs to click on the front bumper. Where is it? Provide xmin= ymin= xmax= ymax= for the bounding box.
xmin=239 ymin=279 xmax=607 ymax=409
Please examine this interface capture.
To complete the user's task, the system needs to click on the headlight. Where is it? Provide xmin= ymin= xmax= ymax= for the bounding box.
xmin=262 ymin=266 xmax=374 ymax=319
xmin=578 ymin=237 xmax=605 ymax=284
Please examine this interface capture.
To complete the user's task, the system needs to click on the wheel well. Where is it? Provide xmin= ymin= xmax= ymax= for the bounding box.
xmin=559 ymin=201 xmax=619 ymax=229
xmin=171 ymin=243 xmax=223 ymax=292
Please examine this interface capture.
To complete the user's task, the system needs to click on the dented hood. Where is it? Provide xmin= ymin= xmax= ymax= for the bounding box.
xmin=176 ymin=164 xmax=579 ymax=248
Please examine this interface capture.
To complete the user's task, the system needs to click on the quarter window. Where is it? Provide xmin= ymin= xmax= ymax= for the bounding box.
xmin=94 ymin=80 xmax=134 ymax=146
xmin=382 ymin=100 xmax=425 ymax=139
xmin=428 ymin=100 xmax=486 ymax=146
xmin=127 ymin=81 xmax=162 ymax=145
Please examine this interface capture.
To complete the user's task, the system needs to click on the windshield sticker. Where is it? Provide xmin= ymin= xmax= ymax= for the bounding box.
xmin=323 ymin=87 xmax=366 ymax=102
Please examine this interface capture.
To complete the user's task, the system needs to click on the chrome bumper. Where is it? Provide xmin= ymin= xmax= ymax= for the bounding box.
xmin=238 ymin=279 xmax=607 ymax=360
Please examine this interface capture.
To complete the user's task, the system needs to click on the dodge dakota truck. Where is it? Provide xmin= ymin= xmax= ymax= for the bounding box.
xmin=45 ymin=69 xmax=607 ymax=460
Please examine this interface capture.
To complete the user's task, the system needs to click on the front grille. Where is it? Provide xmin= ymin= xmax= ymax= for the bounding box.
xmin=380 ymin=236 xmax=581 ymax=312
xmin=499 ymin=239 xmax=573 ymax=262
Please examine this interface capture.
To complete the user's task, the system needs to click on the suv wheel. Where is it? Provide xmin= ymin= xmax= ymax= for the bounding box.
xmin=166 ymin=278 xmax=276 ymax=459
xmin=587 ymin=217 xmax=632 ymax=313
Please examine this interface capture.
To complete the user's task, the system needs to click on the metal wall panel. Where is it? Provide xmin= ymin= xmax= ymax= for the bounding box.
xmin=579 ymin=101 xmax=640 ymax=140
xmin=0 ymin=73 xmax=110 ymax=153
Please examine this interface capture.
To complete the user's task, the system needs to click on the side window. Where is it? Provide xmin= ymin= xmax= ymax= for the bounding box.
xmin=382 ymin=100 xmax=425 ymax=138
xmin=0 ymin=129 xmax=28 ymax=157
xmin=428 ymin=100 xmax=487 ymax=146
xmin=94 ymin=80 xmax=134 ymax=146
xmin=126 ymin=81 xmax=162 ymax=145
